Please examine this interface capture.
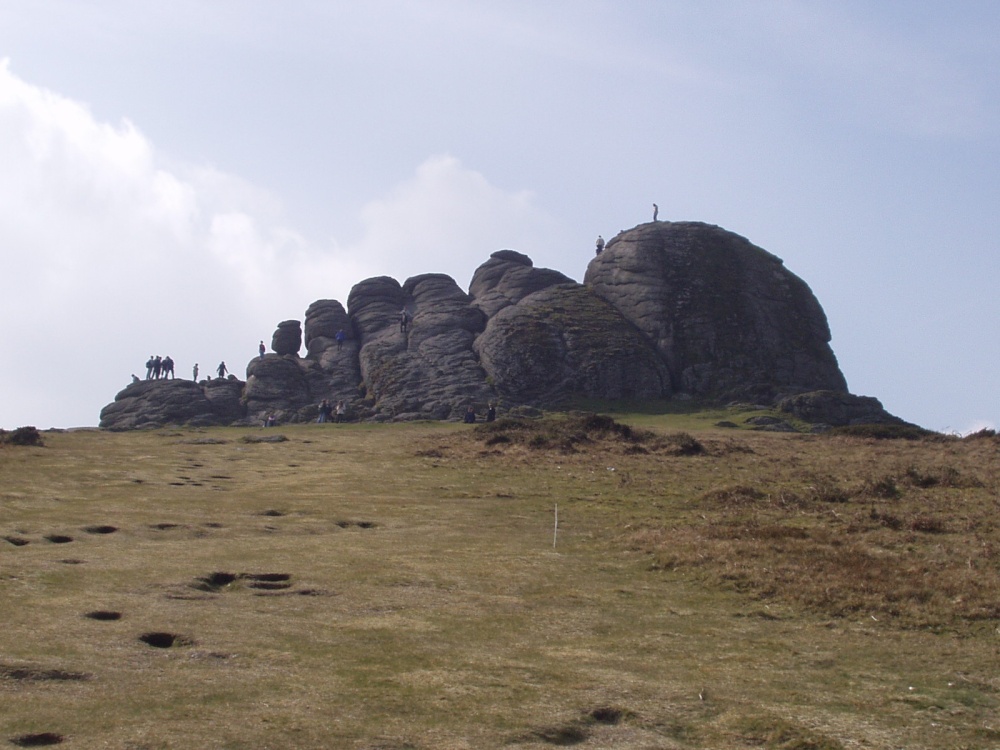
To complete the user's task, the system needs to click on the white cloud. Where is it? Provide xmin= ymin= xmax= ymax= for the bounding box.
xmin=353 ymin=154 xmax=563 ymax=289
xmin=0 ymin=62 xmax=561 ymax=428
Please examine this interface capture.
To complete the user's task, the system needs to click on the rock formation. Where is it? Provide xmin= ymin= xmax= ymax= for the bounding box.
xmin=585 ymin=222 xmax=846 ymax=402
xmin=99 ymin=220 xmax=904 ymax=430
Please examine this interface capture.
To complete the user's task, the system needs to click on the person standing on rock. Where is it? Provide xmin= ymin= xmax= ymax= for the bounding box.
xmin=145 ymin=355 xmax=155 ymax=380
xmin=595 ymin=235 xmax=605 ymax=255
xmin=400 ymin=309 xmax=411 ymax=334
xmin=153 ymin=356 xmax=163 ymax=380
xmin=335 ymin=329 xmax=347 ymax=351
xmin=259 ymin=340 xmax=266 ymax=358
xmin=653 ymin=203 xmax=659 ymax=221
xmin=192 ymin=363 xmax=199 ymax=381
xmin=162 ymin=356 xmax=175 ymax=379
xmin=217 ymin=361 xmax=227 ymax=378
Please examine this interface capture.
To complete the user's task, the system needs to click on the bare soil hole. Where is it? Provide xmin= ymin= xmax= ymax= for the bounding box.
xmin=83 ymin=525 xmax=117 ymax=535
xmin=3 ymin=536 xmax=29 ymax=546
xmin=84 ymin=611 xmax=122 ymax=621
xmin=589 ymin=707 xmax=623 ymax=724
xmin=11 ymin=733 xmax=64 ymax=746
xmin=150 ymin=523 xmax=181 ymax=530
xmin=193 ymin=572 xmax=238 ymax=591
xmin=203 ymin=522 xmax=224 ymax=528
xmin=357 ymin=521 xmax=376 ymax=529
xmin=245 ymin=573 xmax=291 ymax=582
xmin=44 ymin=535 xmax=73 ymax=544
xmin=139 ymin=632 xmax=192 ymax=649
xmin=58 ymin=559 xmax=85 ymax=565
xmin=260 ymin=509 xmax=286 ymax=517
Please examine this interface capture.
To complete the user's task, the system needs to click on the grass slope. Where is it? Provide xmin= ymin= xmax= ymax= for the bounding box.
xmin=1 ymin=414 xmax=998 ymax=749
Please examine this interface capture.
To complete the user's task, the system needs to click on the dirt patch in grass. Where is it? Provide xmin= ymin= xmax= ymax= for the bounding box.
xmin=0 ymin=664 xmax=92 ymax=682
xmin=10 ymin=733 xmax=65 ymax=747
xmin=84 ymin=610 xmax=122 ymax=621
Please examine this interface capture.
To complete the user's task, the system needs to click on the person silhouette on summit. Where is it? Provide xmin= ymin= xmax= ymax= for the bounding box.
xmin=217 ymin=361 xmax=227 ymax=378
xmin=595 ymin=235 xmax=605 ymax=255
xmin=653 ymin=203 xmax=659 ymax=221
xmin=259 ymin=340 xmax=266 ymax=358
xmin=145 ymin=355 xmax=155 ymax=380
xmin=161 ymin=356 xmax=175 ymax=379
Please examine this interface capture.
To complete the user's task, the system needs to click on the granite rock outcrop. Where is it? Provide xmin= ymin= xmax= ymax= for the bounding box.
xmin=585 ymin=222 xmax=846 ymax=402
xmin=99 ymin=220 xmax=904 ymax=430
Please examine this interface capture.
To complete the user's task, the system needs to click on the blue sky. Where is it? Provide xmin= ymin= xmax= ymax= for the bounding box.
xmin=1 ymin=1 xmax=997 ymax=432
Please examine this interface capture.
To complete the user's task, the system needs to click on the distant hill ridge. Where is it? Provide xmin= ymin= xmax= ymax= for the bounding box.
xmin=100 ymin=221 xmax=903 ymax=430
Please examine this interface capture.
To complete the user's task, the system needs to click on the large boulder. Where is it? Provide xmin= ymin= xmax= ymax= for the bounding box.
xmin=271 ymin=320 xmax=302 ymax=356
xmin=475 ymin=283 xmax=671 ymax=403
xmin=469 ymin=249 xmax=575 ymax=317
xmin=304 ymin=299 xmax=352 ymax=356
xmin=348 ymin=273 xmax=493 ymax=419
xmin=777 ymin=390 xmax=906 ymax=427
xmin=585 ymin=222 xmax=847 ymax=401
xmin=243 ymin=355 xmax=311 ymax=423
xmin=99 ymin=378 xmax=245 ymax=430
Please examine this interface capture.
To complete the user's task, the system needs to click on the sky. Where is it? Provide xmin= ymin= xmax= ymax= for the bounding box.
xmin=0 ymin=1 xmax=997 ymax=433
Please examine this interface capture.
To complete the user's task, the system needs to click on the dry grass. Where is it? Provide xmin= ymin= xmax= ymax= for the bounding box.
xmin=1 ymin=417 xmax=999 ymax=748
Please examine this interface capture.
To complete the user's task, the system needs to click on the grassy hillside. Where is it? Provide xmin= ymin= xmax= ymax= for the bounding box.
xmin=1 ymin=414 xmax=998 ymax=749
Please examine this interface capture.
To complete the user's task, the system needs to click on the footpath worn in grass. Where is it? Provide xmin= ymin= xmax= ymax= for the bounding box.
xmin=1 ymin=416 xmax=998 ymax=749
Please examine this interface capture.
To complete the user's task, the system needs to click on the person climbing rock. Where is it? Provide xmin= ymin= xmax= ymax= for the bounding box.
xmin=400 ymin=309 xmax=412 ymax=334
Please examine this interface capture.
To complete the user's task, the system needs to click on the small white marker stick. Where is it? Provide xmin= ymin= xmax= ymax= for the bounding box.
xmin=553 ymin=503 xmax=558 ymax=549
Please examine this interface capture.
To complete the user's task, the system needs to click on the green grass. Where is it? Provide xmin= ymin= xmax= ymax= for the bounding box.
xmin=1 ymin=417 xmax=998 ymax=748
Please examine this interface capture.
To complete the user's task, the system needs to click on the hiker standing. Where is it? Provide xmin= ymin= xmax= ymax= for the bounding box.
xmin=217 ymin=361 xmax=227 ymax=378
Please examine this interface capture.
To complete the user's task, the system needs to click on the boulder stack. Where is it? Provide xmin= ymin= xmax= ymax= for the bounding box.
xmin=99 ymin=220 xmax=907 ymax=430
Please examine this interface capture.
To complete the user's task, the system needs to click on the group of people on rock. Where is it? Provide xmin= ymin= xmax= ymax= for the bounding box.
xmin=316 ymin=399 xmax=347 ymax=424
xmin=138 ymin=357 xmax=227 ymax=383
xmin=144 ymin=355 xmax=175 ymax=380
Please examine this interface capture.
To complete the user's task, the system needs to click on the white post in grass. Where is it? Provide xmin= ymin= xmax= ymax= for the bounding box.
xmin=553 ymin=503 xmax=558 ymax=549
